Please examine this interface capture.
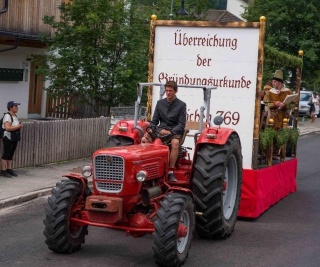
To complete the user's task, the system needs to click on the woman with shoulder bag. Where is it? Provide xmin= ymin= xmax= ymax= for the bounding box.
xmin=309 ymin=92 xmax=320 ymax=123
xmin=1 ymin=101 xmax=23 ymax=178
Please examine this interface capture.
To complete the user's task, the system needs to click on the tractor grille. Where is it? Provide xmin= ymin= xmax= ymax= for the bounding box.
xmin=96 ymin=182 xmax=122 ymax=192
xmin=143 ymin=163 xmax=160 ymax=179
xmin=94 ymin=155 xmax=124 ymax=193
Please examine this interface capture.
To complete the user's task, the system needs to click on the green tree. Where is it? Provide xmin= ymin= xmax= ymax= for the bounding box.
xmin=243 ymin=0 xmax=320 ymax=90
xmin=41 ymin=0 xmax=226 ymax=117
xmin=42 ymin=0 xmax=151 ymax=116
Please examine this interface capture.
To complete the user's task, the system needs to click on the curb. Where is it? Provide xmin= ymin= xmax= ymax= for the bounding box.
xmin=0 ymin=180 xmax=93 ymax=210
xmin=299 ymin=130 xmax=320 ymax=136
xmin=0 ymin=188 xmax=52 ymax=210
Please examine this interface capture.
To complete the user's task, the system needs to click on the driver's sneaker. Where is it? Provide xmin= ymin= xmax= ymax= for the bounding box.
xmin=7 ymin=169 xmax=17 ymax=177
xmin=0 ymin=170 xmax=12 ymax=178
xmin=168 ymin=172 xmax=177 ymax=182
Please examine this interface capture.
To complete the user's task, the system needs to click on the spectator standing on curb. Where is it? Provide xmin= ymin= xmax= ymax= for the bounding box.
xmin=1 ymin=101 xmax=23 ymax=178
xmin=309 ymin=92 xmax=319 ymax=123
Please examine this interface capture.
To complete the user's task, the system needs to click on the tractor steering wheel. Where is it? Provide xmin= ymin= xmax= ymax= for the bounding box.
xmin=146 ymin=126 xmax=172 ymax=142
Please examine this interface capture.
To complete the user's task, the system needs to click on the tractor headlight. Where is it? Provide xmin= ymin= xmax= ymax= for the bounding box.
xmin=136 ymin=170 xmax=147 ymax=182
xmin=82 ymin=165 xmax=92 ymax=178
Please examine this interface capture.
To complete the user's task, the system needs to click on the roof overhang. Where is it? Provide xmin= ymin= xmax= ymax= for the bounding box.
xmin=0 ymin=30 xmax=47 ymax=48
xmin=205 ymin=10 xmax=243 ymax=22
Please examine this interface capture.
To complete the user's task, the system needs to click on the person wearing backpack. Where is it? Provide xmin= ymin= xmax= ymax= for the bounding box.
xmin=1 ymin=101 xmax=23 ymax=178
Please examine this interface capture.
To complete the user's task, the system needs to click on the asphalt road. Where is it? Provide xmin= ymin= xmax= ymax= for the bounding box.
xmin=0 ymin=133 xmax=320 ymax=267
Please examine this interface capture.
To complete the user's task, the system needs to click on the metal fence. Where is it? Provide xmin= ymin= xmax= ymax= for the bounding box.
xmin=0 ymin=117 xmax=111 ymax=169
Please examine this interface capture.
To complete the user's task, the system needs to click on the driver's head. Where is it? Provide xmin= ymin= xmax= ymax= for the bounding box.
xmin=165 ymin=80 xmax=178 ymax=91
xmin=165 ymin=81 xmax=178 ymax=102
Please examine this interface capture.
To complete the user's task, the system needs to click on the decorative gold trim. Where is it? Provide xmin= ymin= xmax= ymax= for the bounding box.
xmin=252 ymin=17 xmax=266 ymax=169
xmin=155 ymin=20 xmax=261 ymax=28
xmin=146 ymin=16 xmax=157 ymax=121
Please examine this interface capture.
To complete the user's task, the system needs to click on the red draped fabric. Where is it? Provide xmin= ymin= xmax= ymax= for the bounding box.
xmin=238 ymin=158 xmax=297 ymax=218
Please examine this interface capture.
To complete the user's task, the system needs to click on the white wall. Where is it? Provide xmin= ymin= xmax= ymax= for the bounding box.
xmin=227 ymin=0 xmax=247 ymax=20
xmin=0 ymin=45 xmax=46 ymax=119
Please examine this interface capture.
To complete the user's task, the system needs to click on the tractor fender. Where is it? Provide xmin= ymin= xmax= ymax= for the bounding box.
xmin=193 ymin=127 xmax=241 ymax=156
xmin=167 ymin=186 xmax=194 ymax=199
xmin=62 ymin=173 xmax=90 ymax=197
xmin=109 ymin=119 xmax=149 ymax=143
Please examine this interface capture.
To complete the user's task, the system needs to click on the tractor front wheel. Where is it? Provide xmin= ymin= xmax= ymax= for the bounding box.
xmin=192 ymin=134 xmax=242 ymax=239
xmin=152 ymin=193 xmax=195 ymax=267
xmin=43 ymin=179 xmax=88 ymax=253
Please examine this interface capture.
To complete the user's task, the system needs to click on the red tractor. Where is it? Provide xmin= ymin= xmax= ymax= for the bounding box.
xmin=43 ymin=83 xmax=243 ymax=267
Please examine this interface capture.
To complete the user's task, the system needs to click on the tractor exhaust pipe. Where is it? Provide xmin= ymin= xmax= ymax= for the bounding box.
xmin=141 ymin=186 xmax=162 ymax=206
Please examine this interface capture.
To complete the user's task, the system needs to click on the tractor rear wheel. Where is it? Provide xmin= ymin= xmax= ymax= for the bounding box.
xmin=43 ymin=179 xmax=88 ymax=253
xmin=192 ymin=134 xmax=242 ymax=239
xmin=106 ymin=135 xmax=133 ymax=147
xmin=152 ymin=193 xmax=195 ymax=267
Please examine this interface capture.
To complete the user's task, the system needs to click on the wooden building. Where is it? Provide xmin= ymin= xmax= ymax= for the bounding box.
xmin=0 ymin=0 xmax=64 ymax=118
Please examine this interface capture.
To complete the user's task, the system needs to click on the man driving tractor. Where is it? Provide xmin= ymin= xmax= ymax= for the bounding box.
xmin=142 ymin=80 xmax=186 ymax=182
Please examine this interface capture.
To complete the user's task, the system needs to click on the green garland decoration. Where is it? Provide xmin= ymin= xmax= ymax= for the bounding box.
xmin=274 ymin=128 xmax=290 ymax=148
xmin=287 ymin=128 xmax=299 ymax=146
xmin=264 ymin=45 xmax=303 ymax=69
xmin=259 ymin=127 xmax=276 ymax=150
xmin=259 ymin=127 xmax=299 ymax=151
xmin=274 ymin=128 xmax=300 ymax=148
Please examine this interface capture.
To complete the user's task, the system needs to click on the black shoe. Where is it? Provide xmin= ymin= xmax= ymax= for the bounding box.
xmin=7 ymin=169 xmax=17 ymax=177
xmin=168 ymin=172 xmax=177 ymax=182
xmin=0 ymin=170 xmax=12 ymax=178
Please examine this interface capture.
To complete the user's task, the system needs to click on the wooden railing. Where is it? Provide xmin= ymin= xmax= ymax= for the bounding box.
xmin=0 ymin=117 xmax=111 ymax=168
xmin=46 ymin=94 xmax=72 ymax=119
xmin=46 ymin=94 xmax=135 ymax=119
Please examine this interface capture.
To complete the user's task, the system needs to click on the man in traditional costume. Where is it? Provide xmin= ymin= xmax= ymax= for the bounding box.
xmin=263 ymin=70 xmax=295 ymax=130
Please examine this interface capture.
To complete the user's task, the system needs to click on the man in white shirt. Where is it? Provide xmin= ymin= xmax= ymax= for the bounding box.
xmin=1 ymin=101 xmax=23 ymax=178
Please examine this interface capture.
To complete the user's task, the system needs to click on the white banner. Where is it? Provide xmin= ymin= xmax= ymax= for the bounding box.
xmin=151 ymin=25 xmax=260 ymax=169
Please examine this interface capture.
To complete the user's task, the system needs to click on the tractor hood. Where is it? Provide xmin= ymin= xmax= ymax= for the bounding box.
xmin=93 ymin=143 xmax=169 ymax=161
xmin=92 ymin=143 xmax=170 ymax=195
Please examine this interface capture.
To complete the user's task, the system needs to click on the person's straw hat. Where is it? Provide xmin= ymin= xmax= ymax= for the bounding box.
xmin=272 ymin=70 xmax=283 ymax=83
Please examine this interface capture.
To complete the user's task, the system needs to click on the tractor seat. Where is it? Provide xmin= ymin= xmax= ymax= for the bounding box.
xmin=166 ymin=121 xmax=205 ymax=148
xmin=175 ymin=120 xmax=205 ymax=147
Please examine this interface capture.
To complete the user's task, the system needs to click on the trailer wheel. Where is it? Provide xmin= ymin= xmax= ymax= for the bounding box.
xmin=152 ymin=193 xmax=195 ymax=267
xmin=106 ymin=135 xmax=133 ymax=147
xmin=192 ymin=134 xmax=242 ymax=239
xmin=43 ymin=180 xmax=88 ymax=253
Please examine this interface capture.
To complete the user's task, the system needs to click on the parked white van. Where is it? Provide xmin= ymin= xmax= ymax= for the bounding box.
xmin=299 ymin=90 xmax=312 ymax=117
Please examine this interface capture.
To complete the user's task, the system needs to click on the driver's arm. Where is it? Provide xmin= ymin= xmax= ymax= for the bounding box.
xmin=144 ymin=102 xmax=161 ymax=139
